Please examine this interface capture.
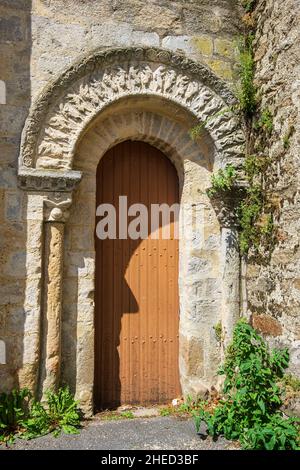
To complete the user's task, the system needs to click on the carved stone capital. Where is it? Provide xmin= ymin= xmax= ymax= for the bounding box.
xmin=44 ymin=193 xmax=72 ymax=222
xmin=18 ymin=168 xmax=82 ymax=192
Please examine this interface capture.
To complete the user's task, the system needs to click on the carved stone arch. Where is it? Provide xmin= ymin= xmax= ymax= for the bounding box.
xmin=75 ymin=109 xmax=214 ymax=183
xmin=18 ymin=47 xmax=244 ymax=182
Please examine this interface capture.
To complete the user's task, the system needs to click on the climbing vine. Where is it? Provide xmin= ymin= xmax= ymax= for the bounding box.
xmin=236 ymin=32 xmax=256 ymax=118
xmin=235 ymin=1 xmax=276 ymax=256
xmin=206 ymin=164 xmax=236 ymax=198
xmin=191 ymin=0 xmax=277 ymax=256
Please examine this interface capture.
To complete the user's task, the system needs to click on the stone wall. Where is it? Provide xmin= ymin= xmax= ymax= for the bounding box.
xmin=30 ymin=0 xmax=242 ymax=98
xmin=0 ymin=0 xmax=243 ymax=398
xmin=246 ymin=0 xmax=300 ymax=377
xmin=2 ymin=0 xmax=299 ymax=405
xmin=0 ymin=1 xmax=32 ymax=390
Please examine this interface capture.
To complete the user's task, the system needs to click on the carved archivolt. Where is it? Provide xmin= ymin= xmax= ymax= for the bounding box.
xmin=19 ymin=47 xmax=244 ymax=175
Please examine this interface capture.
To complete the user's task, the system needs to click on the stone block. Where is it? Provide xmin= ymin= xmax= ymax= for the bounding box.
xmin=24 ymin=277 xmax=41 ymax=308
xmin=214 ymin=38 xmax=236 ymax=58
xmin=65 ymin=251 xmax=95 ymax=278
xmin=124 ymin=3 xmax=182 ymax=33
xmin=205 ymin=58 xmax=233 ymax=81
xmin=78 ymin=277 xmax=95 ymax=304
xmin=0 ymin=1 xmax=30 ymax=10
xmin=162 ymin=35 xmax=194 ymax=54
xmin=32 ymin=15 xmax=87 ymax=52
xmin=132 ymin=31 xmax=159 ymax=47
xmin=0 ymin=15 xmax=24 ymax=42
xmin=0 ymin=106 xmax=26 ymax=135
xmin=70 ymin=224 xmax=94 ymax=251
xmin=4 ymin=251 xmax=26 ymax=278
xmin=0 ymin=280 xmax=24 ymax=305
xmin=251 ymin=314 xmax=282 ymax=337
xmin=18 ymin=363 xmax=38 ymax=391
xmin=26 ymin=220 xmax=43 ymax=250
xmin=26 ymin=194 xmax=44 ymax=221
xmin=192 ymin=36 xmax=213 ymax=56
xmin=0 ymin=168 xmax=18 ymax=189
xmin=180 ymin=335 xmax=204 ymax=377
xmin=0 ymin=340 xmax=6 ymax=365
xmin=90 ymin=22 xmax=133 ymax=49
xmin=5 ymin=191 xmax=22 ymax=221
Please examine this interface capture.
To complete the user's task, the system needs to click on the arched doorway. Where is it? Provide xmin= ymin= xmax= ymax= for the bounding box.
xmin=18 ymin=47 xmax=243 ymax=415
xmin=94 ymin=141 xmax=181 ymax=409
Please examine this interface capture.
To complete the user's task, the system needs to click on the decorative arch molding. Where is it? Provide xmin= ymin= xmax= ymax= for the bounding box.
xmin=75 ymin=109 xmax=214 ymax=180
xmin=18 ymin=46 xmax=244 ymax=188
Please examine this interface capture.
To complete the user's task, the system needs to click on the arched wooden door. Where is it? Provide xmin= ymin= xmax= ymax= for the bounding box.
xmin=94 ymin=141 xmax=181 ymax=410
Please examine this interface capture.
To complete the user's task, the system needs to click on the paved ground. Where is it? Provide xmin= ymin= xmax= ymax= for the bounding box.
xmin=10 ymin=416 xmax=237 ymax=450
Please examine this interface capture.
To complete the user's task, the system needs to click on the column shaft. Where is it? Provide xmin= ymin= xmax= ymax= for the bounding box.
xmin=40 ymin=221 xmax=65 ymax=396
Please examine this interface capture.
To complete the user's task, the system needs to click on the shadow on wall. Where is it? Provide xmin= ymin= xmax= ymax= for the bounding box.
xmin=0 ymin=1 xmax=32 ymax=391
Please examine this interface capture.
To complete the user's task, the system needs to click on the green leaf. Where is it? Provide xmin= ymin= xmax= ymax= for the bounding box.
xmin=258 ymin=399 xmax=266 ymax=415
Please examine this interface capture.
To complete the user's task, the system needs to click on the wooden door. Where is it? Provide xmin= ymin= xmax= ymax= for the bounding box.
xmin=94 ymin=141 xmax=181 ymax=410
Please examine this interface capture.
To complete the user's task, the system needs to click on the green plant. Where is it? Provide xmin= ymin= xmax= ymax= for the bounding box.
xmin=160 ymin=407 xmax=171 ymax=417
xmin=120 ymin=411 xmax=134 ymax=419
xmin=0 ymin=389 xmax=31 ymax=444
xmin=241 ymin=414 xmax=300 ymax=450
xmin=194 ymin=319 xmax=300 ymax=450
xmin=178 ymin=395 xmax=194 ymax=413
xmin=243 ymin=154 xmax=266 ymax=181
xmin=238 ymin=185 xmax=263 ymax=253
xmin=0 ymin=386 xmax=81 ymax=444
xmin=177 ymin=395 xmax=206 ymax=414
xmin=283 ymin=136 xmax=290 ymax=149
xmin=241 ymin=0 xmax=256 ymax=13
xmin=191 ymin=12 xmax=276 ymax=257
xmin=32 ymin=387 xmax=81 ymax=437
xmin=283 ymin=125 xmax=295 ymax=149
xmin=238 ymin=155 xmax=273 ymax=255
xmin=236 ymin=34 xmax=256 ymax=116
xmin=255 ymin=109 xmax=273 ymax=133
xmin=207 ymin=164 xmax=236 ymax=197
xmin=213 ymin=322 xmax=223 ymax=343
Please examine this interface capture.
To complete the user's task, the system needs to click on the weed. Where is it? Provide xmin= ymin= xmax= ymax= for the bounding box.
xmin=194 ymin=320 xmax=300 ymax=450
xmin=236 ymin=34 xmax=256 ymax=116
xmin=120 ymin=411 xmax=134 ymax=419
xmin=255 ymin=109 xmax=273 ymax=134
xmin=206 ymin=164 xmax=236 ymax=197
xmin=213 ymin=322 xmax=223 ymax=343
xmin=0 ymin=387 xmax=81 ymax=444
xmin=0 ymin=389 xmax=31 ymax=444
xmin=241 ymin=0 xmax=256 ymax=13
xmin=160 ymin=408 xmax=171 ymax=417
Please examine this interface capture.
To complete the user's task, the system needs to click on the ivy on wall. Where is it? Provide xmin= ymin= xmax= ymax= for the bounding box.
xmin=192 ymin=0 xmax=277 ymax=256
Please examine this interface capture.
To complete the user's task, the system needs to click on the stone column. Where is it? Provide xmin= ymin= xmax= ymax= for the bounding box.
xmin=221 ymin=226 xmax=240 ymax=353
xmin=39 ymin=193 xmax=72 ymax=397
xmin=212 ymin=190 xmax=242 ymax=358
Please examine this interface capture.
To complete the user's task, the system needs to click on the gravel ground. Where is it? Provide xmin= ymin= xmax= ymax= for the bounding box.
xmin=10 ymin=416 xmax=237 ymax=450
